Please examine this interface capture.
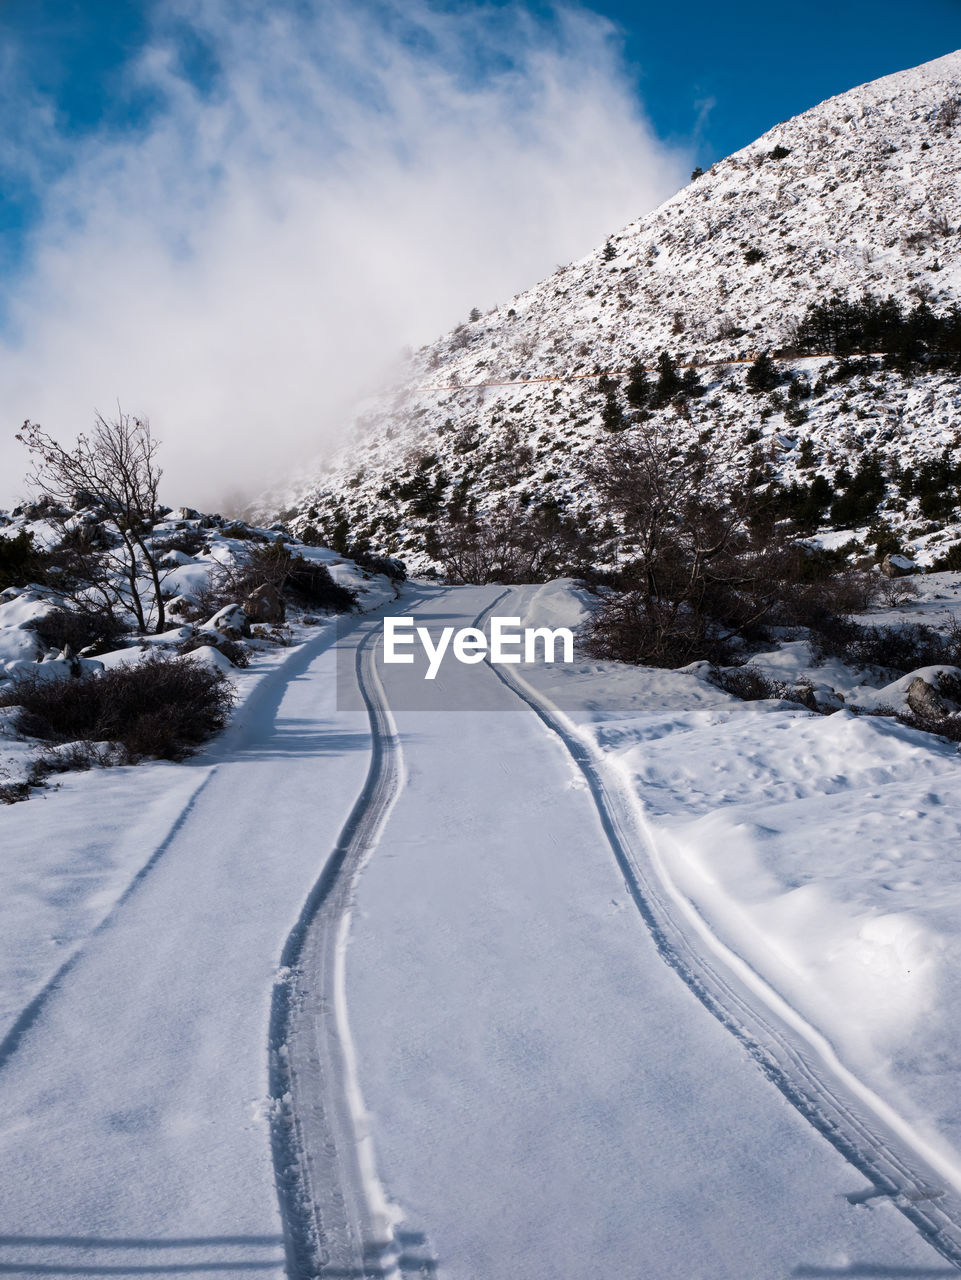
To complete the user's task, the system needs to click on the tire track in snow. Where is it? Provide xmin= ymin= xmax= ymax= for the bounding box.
xmin=268 ymin=622 xmax=427 ymax=1279
xmin=473 ymin=593 xmax=961 ymax=1272
xmin=0 ymin=769 xmax=216 ymax=1076
xmin=0 ymin=618 xmax=346 ymax=1080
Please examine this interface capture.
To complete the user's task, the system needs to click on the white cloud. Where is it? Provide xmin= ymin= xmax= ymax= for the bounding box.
xmin=0 ymin=0 xmax=690 ymax=510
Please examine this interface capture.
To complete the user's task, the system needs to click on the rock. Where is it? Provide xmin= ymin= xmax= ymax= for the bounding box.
xmin=203 ymin=603 xmax=250 ymax=639
xmin=794 ymin=682 xmax=845 ymax=711
xmin=881 ymin=553 xmax=919 ymax=578
xmin=181 ymin=644 xmax=235 ymax=675
xmin=906 ymin=677 xmax=946 ymax=719
xmin=243 ymin=582 xmax=286 ymax=624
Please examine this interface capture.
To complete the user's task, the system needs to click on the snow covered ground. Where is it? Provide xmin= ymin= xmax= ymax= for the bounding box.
xmin=0 ymin=617 xmax=373 ymax=1278
xmin=341 ymin=586 xmax=960 ymax=1278
xmin=512 ymin=578 xmax=961 ymax=1189
xmin=1 ymin=576 xmax=961 ymax=1277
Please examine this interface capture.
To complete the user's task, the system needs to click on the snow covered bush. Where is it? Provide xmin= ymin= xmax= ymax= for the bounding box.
xmin=284 ymin=555 xmax=357 ymax=612
xmin=0 ymin=655 xmax=235 ymax=761
xmin=347 ymin=547 xmax=407 ymax=581
xmin=711 ymin=664 xmax=795 ymax=703
xmin=205 ymin=541 xmax=357 ymax=614
xmin=811 ymin=617 xmax=961 ymax=673
xmin=177 ymin=634 xmax=251 ymax=667
xmin=28 ymin=605 xmax=125 ymax=656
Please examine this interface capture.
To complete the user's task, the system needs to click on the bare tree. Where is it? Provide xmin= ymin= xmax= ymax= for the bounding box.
xmin=426 ymin=499 xmax=599 ymax=584
xmin=17 ymin=412 xmax=169 ymax=634
xmin=582 ymin=423 xmax=791 ymax=665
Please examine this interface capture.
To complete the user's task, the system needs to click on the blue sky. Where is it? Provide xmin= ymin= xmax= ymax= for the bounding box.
xmin=0 ymin=0 xmax=959 ymax=505
xmin=2 ymin=0 xmax=960 ymax=271
xmin=598 ymin=0 xmax=961 ymax=154
xmin=6 ymin=4 xmax=961 ymax=148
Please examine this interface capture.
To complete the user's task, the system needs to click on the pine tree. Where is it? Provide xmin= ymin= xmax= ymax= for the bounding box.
xmin=745 ymin=350 xmax=781 ymax=393
xmin=625 ymin=360 xmax=650 ymax=409
xmin=601 ymin=390 xmax=626 ymax=431
xmin=651 ymin=352 xmax=683 ymax=406
xmin=603 ymin=240 xmax=617 ymax=262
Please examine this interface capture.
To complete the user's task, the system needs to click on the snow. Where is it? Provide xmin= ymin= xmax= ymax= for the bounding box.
xmin=260 ymin=51 xmax=961 ymax=572
xmin=181 ymin=641 xmax=236 ymax=674
xmin=0 ymin=503 xmax=397 ymax=792
xmin=2 ymin=45 xmax=961 ymax=1277
xmin=0 ymin=619 xmax=372 ymax=1279
xmin=889 ymin=553 xmax=920 ymax=572
xmin=0 ymin=626 xmax=41 ymax=672
xmin=0 ymin=578 xmax=960 ymax=1274
xmin=509 ymin=578 xmax=961 ymax=1187
xmin=340 ymin=585 xmax=954 ymax=1276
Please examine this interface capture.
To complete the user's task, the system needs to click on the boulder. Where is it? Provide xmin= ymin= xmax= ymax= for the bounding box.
xmin=906 ymin=677 xmax=946 ymax=719
xmin=243 ymin=582 xmax=286 ymax=624
xmin=881 ymin=553 xmax=919 ymax=578
xmin=794 ymin=682 xmax=845 ymax=712
xmin=203 ymin=603 xmax=250 ymax=640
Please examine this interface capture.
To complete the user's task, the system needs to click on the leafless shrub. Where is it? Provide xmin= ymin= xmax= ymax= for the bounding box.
xmin=28 ymin=605 xmax=125 ymax=656
xmin=937 ymin=95 xmax=961 ymax=129
xmin=812 ymin=617 xmax=961 ymax=673
xmin=575 ymin=427 xmax=889 ymax=669
xmin=203 ymin=543 xmax=356 ymax=614
xmin=151 ymin=529 xmax=207 ymax=557
xmin=774 ymin=560 xmax=877 ymax=627
xmin=711 ymin=665 xmax=791 ymax=702
xmin=427 ymin=501 xmax=600 ymax=585
xmin=877 ymin=575 xmax=921 ymax=609
xmin=580 ymin=591 xmax=734 ymax=667
xmin=0 ymin=780 xmax=31 ymax=804
xmin=0 ymin=655 xmax=235 ymax=761
xmin=27 ymin=741 xmax=119 ymax=783
xmin=928 ymin=210 xmax=953 ymax=238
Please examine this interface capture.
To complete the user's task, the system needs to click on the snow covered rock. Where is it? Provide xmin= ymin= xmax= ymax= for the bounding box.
xmin=881 ymin=553 xmax=920 ymax=578
xmin=5 ymin=654 xmax=105 ymax=683
xmin=796 ymin=682 xmax=846 ymax=712
xmin=202 ymin=603 xmax=249 ymax=639
xmin=180 ymin=644 xmax=236 ymax=675
xmin=905 ymin=667 xmax=961 ymax=718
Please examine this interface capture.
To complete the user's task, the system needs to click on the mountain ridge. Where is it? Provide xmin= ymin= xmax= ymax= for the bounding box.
xmin=265 ymin=49 xmax=961 ymax=571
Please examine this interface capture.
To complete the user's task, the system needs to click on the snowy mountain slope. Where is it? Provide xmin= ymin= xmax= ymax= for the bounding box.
xmin=266 ymin=50 xmax=961 ymax=568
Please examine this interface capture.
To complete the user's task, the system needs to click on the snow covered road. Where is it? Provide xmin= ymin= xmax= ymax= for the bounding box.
xmin=0 ymin=621 xmax=374 ymax=1278
xmin=340 ymin=586 xmax=959 ymax=1278
xmin=0 ymin=584 xmax=958 ymax=1277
